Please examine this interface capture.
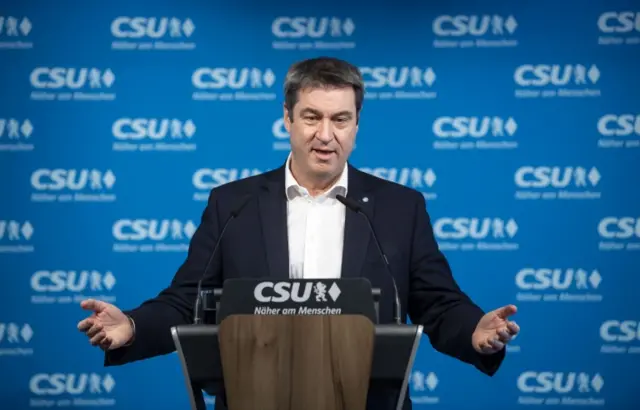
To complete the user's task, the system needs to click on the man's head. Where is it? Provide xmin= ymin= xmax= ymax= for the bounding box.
xmin=283 ymin=57 xmax=364 ymax=190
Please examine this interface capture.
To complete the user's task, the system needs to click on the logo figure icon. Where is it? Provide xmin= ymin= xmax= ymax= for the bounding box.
xmin=313 ymin=282 xmax=327 ymax=302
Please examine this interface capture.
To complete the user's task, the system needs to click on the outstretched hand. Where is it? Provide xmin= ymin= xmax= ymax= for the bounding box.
xmin=77 ymin=299 xmax=133 ymax=351
xmin=472 ymin=304 xmax=519 ymax=355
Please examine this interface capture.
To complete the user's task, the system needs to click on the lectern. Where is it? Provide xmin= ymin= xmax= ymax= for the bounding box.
xmin=171 ymin=278 xmax=423 ymax=410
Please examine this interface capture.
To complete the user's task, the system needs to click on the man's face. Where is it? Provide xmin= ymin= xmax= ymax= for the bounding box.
xmin=284 ymin=86 xmax=358 ymax=180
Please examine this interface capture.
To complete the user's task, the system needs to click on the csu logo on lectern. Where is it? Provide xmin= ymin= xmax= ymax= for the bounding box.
xmin=254 ymin=281 xmax=341 ymax=303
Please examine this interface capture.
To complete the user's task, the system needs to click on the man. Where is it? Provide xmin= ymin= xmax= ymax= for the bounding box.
xmin=78 ymin=57 xmax=519 ymax=409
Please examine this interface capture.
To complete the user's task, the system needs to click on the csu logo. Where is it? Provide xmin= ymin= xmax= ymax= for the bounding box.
xmin=254 ymin=281 xmax=341 ymax=303
xmin=432 ymin=15 xmax=518 ymax=36
xmin=514 ymin=166 xmax=601 ymax=188
xmin=598 ymin=217 xmax=640 ymax=239
xmin=31 ymin=169 xmax=116 ymax=191
xmin=597 ymin=114 xmax=640 ymax=137
xmin=111 ymin=17 xmax=195 ymax=38
xmin=193 ymin=168 xmax=263 ymax=190
xmin=30 ymin=373 xmax=115 ymax=395
xmin=433 ymin=116 xmax=517 ymax=138
xmin=112 ymin=118 xmax=196 ymax=140
xmin=597 ymin=12 xmax=640 ymax=33
xmin=514 ymin=65 xmax=600 ymax=86
xmin=600 ymin=320 xmax=640 ymax=342
xmin=517 ymin=372 xmax=604 ymax=394
xmin=360 ymin=67 xmax=436 ymax=88
xmin=192 ymin=68 xmax=276 ymax=89
xmin=31 ymin=270 xmax=116 ymax=292
xmin=112 ymin=219 xmax=196 ymax=241
xmin=434 ymin=218 xmax=518 ymax=239
xmin=515 ymin=268 xmax=601 ymax=290
xmin=30 ymin=68 xmax=115 ymax=89
xmin=271 ymin=17 xmax=355 ymax=38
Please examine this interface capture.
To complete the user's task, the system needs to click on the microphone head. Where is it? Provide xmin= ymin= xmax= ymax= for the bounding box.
xmin=336 ymin=194 xmax=362 ymax=213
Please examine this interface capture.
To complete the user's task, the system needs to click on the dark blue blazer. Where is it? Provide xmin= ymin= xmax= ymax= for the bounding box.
xmin=104 ymin=163 xmax=505 ymax=409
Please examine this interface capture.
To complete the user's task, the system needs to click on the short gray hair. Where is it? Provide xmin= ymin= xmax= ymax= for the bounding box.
xmin=283 ymin=57 xmax=364 ymax=122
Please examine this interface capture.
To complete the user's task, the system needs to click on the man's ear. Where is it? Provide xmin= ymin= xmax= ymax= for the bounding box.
xmin=283 ymin=104 xmax=292 ymax=132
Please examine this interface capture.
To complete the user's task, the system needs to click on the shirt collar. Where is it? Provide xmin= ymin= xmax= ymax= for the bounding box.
xmin=285 ymin=152 xmax=348 ymax=200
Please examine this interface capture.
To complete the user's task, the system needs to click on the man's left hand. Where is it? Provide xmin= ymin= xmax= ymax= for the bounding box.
xmin=472 ymin=304 xmax=520 ymax=355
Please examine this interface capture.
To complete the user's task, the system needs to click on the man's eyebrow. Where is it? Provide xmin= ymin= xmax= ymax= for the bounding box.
xmin=299 ymin=108 xmax=353 ymax=118
xmin=299 ymin=107 xmax=322 ymax=116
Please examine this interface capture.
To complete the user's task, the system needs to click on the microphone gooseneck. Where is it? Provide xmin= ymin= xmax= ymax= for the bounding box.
xmin=193 ymin=194 xmax=252 ymax=324
xmin=336 ymin=194 xmax=402 ymax=325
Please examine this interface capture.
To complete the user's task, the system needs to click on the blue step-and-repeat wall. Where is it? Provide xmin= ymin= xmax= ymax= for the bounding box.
xmin=1 ymin=0 xmax=639 ymax=409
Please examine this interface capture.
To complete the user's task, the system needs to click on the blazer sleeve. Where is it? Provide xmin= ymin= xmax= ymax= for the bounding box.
xmin=104 ymin=189 xmax=223 ymax=366
xmin=406 ymin=192 xmax=505 ymax=376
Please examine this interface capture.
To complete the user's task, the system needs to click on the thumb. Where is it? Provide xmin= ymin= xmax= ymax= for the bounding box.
xmin=494 ymin=304 xmax=517 ymax=319
xmin=80 ymin=298 xmax=109 ymax=313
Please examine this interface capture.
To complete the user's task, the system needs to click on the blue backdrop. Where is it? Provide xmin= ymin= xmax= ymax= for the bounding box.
xmin=1 ymin=0 xmax=639 ymax=409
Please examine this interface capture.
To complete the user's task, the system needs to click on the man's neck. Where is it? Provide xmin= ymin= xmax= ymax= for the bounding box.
xmin=289 ymin=158 xmax=341 ymax=197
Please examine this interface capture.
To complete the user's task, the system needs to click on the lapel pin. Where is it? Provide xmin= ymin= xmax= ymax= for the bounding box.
xmin=362 ymin=197 xmax=369 ymax=203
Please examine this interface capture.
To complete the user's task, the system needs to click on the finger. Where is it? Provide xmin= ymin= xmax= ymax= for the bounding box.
xmin=81 ymin=299 xmax=106 ymax=313
xmin=497 ymin=329 xmax=511 ymax=344
xmin=77 ymin=318 xmax=94 ymax=331
xmin=480 ymin=342 xmax=497 ymax=354
xmin=86 ymin=323 xmax=103 ymax=338
xmin=507 ymin=321 xmax=520 ymax=335
xmin=495 ymin=304 xmax=517 ymax=319
xmin=488 ymin=337 xmax=504 ymax=351
xmin=90 ymin=331 xmax=106 ymax=346
xmin=99 ymin=336 xmax=112 ymax=351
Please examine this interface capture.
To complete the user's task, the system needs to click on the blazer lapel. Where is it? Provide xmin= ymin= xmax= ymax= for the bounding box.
xmin=341 ymin=165 xmax=374 ymax=278
xmin=258 ymin=166 xmax=289 ymax=279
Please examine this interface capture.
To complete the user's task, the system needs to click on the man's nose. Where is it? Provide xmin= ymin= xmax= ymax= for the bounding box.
xmin=315 ymin=120 xmax=334 ymax=143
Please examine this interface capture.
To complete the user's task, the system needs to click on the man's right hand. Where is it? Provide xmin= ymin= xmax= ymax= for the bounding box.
xmin=77 ymin=299 xmax=134 ymax=351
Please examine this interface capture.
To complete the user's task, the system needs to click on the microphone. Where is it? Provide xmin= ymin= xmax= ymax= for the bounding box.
xmin=193 ymin=194 xmax=252 ymax=324
xmin=336 ymin=194 xmax=402 ymax=325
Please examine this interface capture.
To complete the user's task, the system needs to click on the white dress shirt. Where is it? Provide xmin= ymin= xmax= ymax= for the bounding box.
xmin=285 ymin=154 xmax=348 ymax=279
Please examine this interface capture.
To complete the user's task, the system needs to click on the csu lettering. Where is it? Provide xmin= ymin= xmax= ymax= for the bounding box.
xmin=254 ymin=282 xmax=313 ymax=303
xmin=112 ymin=219 xmax=193 ymax=241
xmin=433 ymin=15 xmax=507 ymax=36
xmin=515 ymin=268 xmax=598 ymax=290
xmin=514 ymin=65 xmax=598 ymax=87
xmin=272 ymin=17 xmax=344 ymax=38
xmin=517 ymin=372 xmax=590 ymax=394
xmin=31 ymin=169 xmax=109 ymax=191
xmin=597 ymin=114 xmax=640 ymax=137
xmin=598 ymin=217 xmax=640 ymax=239
xmin=514 ymin=166 xmax=579 ymax=188
xmin=30 ymin=68 xmax=112 ymax=89
xmin=31 ymin=270 xmax=112 ymax=292
xmin=598 ymin=12 xmax=640 ymax=33
xmin=600 ymin=320 xmax=640 ymax=342
xmin=30 ymin=373 xmax=114 ymax=395
xmin=111 ymin=17 xmax=175 ymax=38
